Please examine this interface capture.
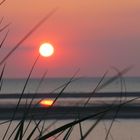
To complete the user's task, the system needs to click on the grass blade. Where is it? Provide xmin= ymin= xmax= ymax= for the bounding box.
xmin=0 ymin=17 xmax=4 ymax=25
xmin=80 ymin=113 xmax=106 ymax=140
xmin=0 ymin=63 xmax=6 ymax=91
xmin=22 ymin=71 xmax=48 ymax=137
xmin=0 ymin=29 xmax=9 ymax=48
xmin=84 ymin=71 xmax=108 ymax=106
xmin=105 ymin=97 xmax=123 ymax=140
xmin=63 ymin=126 xmax=74 ymax=140
xmin=38 ymin=70 xmax=80 ymax=136
xmin=103 ymin=122 xmax=114 ymax=140
xmin=75 ymin=71 xmax=107 ymax=140
xmin=104 ymin=68 xmax=126 ymax=140
xmin=0 ymin=120 xmax=10 ymax=125
xmin=0 ymin=63 xmax=6 ymax=83
xmin=26 ymin=70 xmax=79 ymax=140
xmin=38 ymin=110 xmax=109 ymax=139
xmin=52 ymin=131 xmax=65 ymax=140
xmin=13 ymin=121 xmax=24 ymax=140
xmin=0 ymin=8 xmax=57 ymax=66
xmin=97 ymin=66 xmax=133 ymax=91
xmin=78 ymin=122 xmax=83 ymax=140
xmin=34 ymin=120 xmax=58 ymax=140
xmin=0 ymin=78 xmax=3 ymax=91
xmin=38 ymin=96 xmax=139 ymax=140
xmin=0 ymin=23 xmax=10 ymax=33
xmin=0 ymin=0 xmax=6 ymax=5
xmin=3 ymin=55 xmax=39 ymax=140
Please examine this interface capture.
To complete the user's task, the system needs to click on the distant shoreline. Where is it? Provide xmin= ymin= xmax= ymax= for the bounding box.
xmin=0 ymin=92 xmax=140 ymax=98
xmin=0 ymin=105 xmax=140 ymax=120
xmin=0 ymin=92 xmax=140 ymax=120
xmin=3 ymin=76 xmax=140 ymax=79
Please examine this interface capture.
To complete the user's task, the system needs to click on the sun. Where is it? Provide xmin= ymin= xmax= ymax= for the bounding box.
xmin=39 ymin=43 xmax=54 ymax=57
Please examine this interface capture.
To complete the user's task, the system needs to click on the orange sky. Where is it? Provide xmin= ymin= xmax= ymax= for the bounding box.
xmin=0 ymin=0 xmax=140 ymax=77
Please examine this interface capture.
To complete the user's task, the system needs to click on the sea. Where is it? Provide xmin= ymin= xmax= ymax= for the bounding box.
xmin=0 ymin=77 xmax=140 ymax=140
xmin=2 ymin=77 xmax=140 ymax=94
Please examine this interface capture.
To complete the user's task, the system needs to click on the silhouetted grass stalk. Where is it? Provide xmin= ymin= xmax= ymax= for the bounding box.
xmin=0 ymin=0 xmax=6 ymax=6
xmin=0 ymin=8 xmax=57 ymax=66
xmin=38 ymin=96 xmax=139 ymax=140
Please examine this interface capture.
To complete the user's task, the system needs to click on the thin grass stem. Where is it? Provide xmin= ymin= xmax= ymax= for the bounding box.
xmin=0 ymin=8 xmax=57 ymax=66
xmin=38 ymin=96 xmax=139 ymax=140
xmin=3 ymin=55 xmax=40 ymax=140
xmin=0 ymin=29 xmax=9 ymax=48
xmin=0 ymin=0 xmax=6 ymax=5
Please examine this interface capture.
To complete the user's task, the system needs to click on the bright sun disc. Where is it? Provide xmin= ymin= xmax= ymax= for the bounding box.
xmin=39 ymin=43 xmax=54 ymax=57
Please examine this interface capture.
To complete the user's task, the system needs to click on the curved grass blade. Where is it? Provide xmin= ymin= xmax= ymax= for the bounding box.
xmin=104 ymin=68 xmax=126 ymax=140
xmin=59 ymin=71 xmax=107 ymax=140
xmin=0 ymin=0 xmax=6 ymax=5
xmin=103 ymin=122 xmax=114 ymax=140
xmin=0 ymin=17 xmax=4 ymax=25
xmin=38 ymin=96 xmax=139 ymax=140
xmin=2 ymin=55 xmax=39 ymax=140
xmin=34 ymin=120 xmax=58 ymax=140
xmin=111 ymin=66 xmax=127 ymax=99
xmin=13 ymin=121 xmax=24 ymax=140
xmin=0 ymin=64 xmax=6 ymax=91
xmin=0 ymin=64 xmax=6 ymax=81
xmin=84 ymin=71 xmax=108 ymax=106
xmin=23 ymin=75 xmax=79 ymax=139
xmin=38 ymin=109 xmax=111 ymax=140
xmin=104 ymin=103 xmax=123 ymax=140
xmin=24 ymin=77 xmax=80 ymax=138
xmin=26 ymin=70 xmax=80 ymax=140
xmin=38 ymin=70 xmax=80 ymax=137
xmin=7 ymin=96 xmax=32 ymax=140
xmin=80 ymin=113 xmax=106 ymax=140
xmin=105 ymin=105 xmax=122 ymax=140
xmin=0 ymin=23 xmax=10 ymax=33
xmin=0 ymin=30 xmax=9 ymax=49
xmin=52 ymin=131 xmax=65 ymax=140
xmin=22 ymin=71 xmax=48 ymax=137
xmin=78 ymin=122 xmax=83 ymax=140
xmin=0 ymin=120 xmax=10 ymax=125
xmin=97 ymin=66 xmax=133 ymax=91
xmin=0 ymin=8 xmax=57 ymax=66
xmin=31 ymin=77 xmax=79 ymax=109
xmin=37 ymin=71 xmax=106 ymax=139
xmin=0 ymin=78 xmax=3 ymax=91
xmin=76 ymin=71 xmax=107 ymax=140
xmin=63 ymin=126 xmax=74 ymax=140
xmin=7 ymin=117 xmax=41 ymax=140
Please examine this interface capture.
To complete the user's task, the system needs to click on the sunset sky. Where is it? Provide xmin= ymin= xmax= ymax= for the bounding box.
xmin=0 ymin=0 xmax=140 ymax=78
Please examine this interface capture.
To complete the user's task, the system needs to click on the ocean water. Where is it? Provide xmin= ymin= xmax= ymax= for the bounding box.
xmin=1 ymin=77 xmax=140 ymax=105
xmin=0 ymin=77 xmax=140 ymax=107
xmin=1 ymin=77 xmax=140 ymax=94
xmin=0 ymin=77 xmax=140 ymax=140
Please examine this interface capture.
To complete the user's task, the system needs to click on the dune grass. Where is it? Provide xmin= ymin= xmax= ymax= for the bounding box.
xmin=0 ymin=2 xmax=138 ymax=140
xmin=0 ymin=0 xmax=7 ymax=6
xmin=0 ymin=60 xmax=136 ymax=140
